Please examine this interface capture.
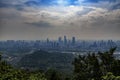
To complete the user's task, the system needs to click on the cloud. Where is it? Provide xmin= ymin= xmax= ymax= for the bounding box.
xmin=14 ymin=3 xmax=120 ymax=31
xmin=76 ymin=0 xmax=120 ymax=10
xmin=0 ymin=0 xmax=120 ymax=11
xmin=25 ymin=21 xmax=52 ymax=27
xmin=111 ymin=2 xmax=120 ymax=10
xmin=0 ymin=0 xmax=120 ymax=40
xmin=82 ymin=0 xmax=118 ymax=3
xmin=24 ymin=1 xmax=40 ymax=6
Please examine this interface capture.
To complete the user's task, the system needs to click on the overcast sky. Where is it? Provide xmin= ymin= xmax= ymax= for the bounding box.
xmin=0 ymin=0 xmax=120 ymax=40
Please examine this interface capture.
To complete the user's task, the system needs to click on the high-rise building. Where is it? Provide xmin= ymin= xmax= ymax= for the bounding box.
xmin=58 ymin=37 xmax=62 ymax=43
xmin=46 ymin=38 xmax=50 ymax=44
xmin=72 ymin=36 xmax=76 ymax=45
xmin=64 ymin=36 xmax=67 ymax=45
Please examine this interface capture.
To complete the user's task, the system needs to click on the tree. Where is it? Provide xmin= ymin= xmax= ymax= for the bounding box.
xmin=29 ymin=72 xmax=47 ymax=80
xmin=102 ymin=72 xmax=120 ymax=80
xmin=73 ymin=53 xmax=102 ymax=80
xmin=0 ymin=53 xmax=47 ymax=80
xmin=98 ymin=48 xmax=116 ymax=75
xmin=45 ymin=69 xmax=62 ymax=80
xmin=73 ymin=48 xmax=120 ymax=80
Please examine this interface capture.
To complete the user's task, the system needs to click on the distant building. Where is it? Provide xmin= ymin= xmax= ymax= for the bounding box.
xmin=64 ymin=36 xmax=67 ymax=45
xmin=58 ymin=37 xmax=62 ymax=43
xmin=46 ymin=38 xmax=50 ymax=44
xmin=72 ymin=37 xmax=76 ymax=45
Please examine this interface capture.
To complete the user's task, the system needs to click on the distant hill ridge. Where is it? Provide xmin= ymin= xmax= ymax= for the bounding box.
xmin=18 ymin=50 xmax=74 ymax=72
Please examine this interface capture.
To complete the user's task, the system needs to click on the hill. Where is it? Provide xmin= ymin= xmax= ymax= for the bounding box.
xmin=18 ymin=50 xmax=74 ymax=73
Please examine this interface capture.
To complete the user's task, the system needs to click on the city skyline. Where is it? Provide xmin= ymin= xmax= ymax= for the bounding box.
xmin=0 ymin=38 xmax=119 ymax=52
xmin=0 ymin=0 xmax=120 ymax=40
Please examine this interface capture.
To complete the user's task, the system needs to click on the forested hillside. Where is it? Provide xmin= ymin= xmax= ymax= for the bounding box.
xmin=18 ymin=50 xmax=74 ymax=72
xmin=0 ymin=48 xmax=120 ymax=80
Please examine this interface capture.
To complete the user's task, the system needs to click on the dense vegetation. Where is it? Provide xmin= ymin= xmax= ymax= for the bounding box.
xmin=73 ymin=47 xmax=120 ymax=80
xmin=0 ymin=48 xmax=120 ymax=80
xmin=0 ymin=52 xmax=47 ymax=80
xmin=18 ymin=50 xmax=74 ymax=72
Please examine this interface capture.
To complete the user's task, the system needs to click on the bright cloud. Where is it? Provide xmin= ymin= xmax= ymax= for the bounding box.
xmin=0 ymin=0 xmax=120 ymax=40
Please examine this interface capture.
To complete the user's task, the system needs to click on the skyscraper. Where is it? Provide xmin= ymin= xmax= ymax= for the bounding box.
xmin=72 ymin=36 xmax=76 ymax=45
xmin=58 ymin=37 xmax=62 ymax=43
xmin=64 ymin=36 xmax=67 ymax=45
xmin=46 ymin=38 xmax=50 ymax=44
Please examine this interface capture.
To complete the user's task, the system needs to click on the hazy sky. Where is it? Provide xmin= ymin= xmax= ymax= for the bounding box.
xmin=0 ymin=0 xmax=120 ymax=40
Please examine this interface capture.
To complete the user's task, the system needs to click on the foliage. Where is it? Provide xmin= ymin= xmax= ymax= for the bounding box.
xmin=0 ymin=53 xmax=47 ymax=80
xmin=18 ymin=50 xmax=74 ymax=72
xmin=0 ymin=48 xmax=120 ymax=80
xmin=102 ymin=72 xmax=120 ymax=80
xmin=0 ymin=52 xmax=70 ymax=80
xmin=29 ymin=72 xmax=47 ymax=80
xmin=45 ymin=69 xmax=62 ymax=80
xmin=73 ymin=48 xmax=120 ymax=80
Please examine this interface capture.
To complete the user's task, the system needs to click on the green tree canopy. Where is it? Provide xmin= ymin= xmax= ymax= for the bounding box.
xmin=73 ymin=48 xmax=120 ymax=80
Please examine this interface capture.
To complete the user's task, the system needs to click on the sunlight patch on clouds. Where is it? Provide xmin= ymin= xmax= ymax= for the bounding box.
xmin=21 ymin=5 xmax=108 ymax=27
xmin=21 ymin=6 xmax=84 ymax=24
xmin=0 ymin=0 xmax=120 ymax=40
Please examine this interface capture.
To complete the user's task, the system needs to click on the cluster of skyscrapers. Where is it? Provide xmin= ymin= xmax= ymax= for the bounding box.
xmin=46 ymin=36 xmax=76 ymax=47
xmin=0 ymin=36 xmax=120 ymax=52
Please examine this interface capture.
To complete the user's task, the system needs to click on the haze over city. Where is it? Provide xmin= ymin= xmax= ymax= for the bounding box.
xmin=0 ymin=0 xmax=120 ymax=40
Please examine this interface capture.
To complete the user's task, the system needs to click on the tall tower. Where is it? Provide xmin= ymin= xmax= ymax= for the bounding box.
xmin=64 ymin=36 xmax=67 ymax=45
xmin=72 ymin=36 xmax=76 ymax=45
xmin=58 ymin=37 xmax=62 ymax=47
xmin=58 ymin=37 xmax=62 ymax=43
xmin=46 ymin=38 xmax=49 ymax=44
